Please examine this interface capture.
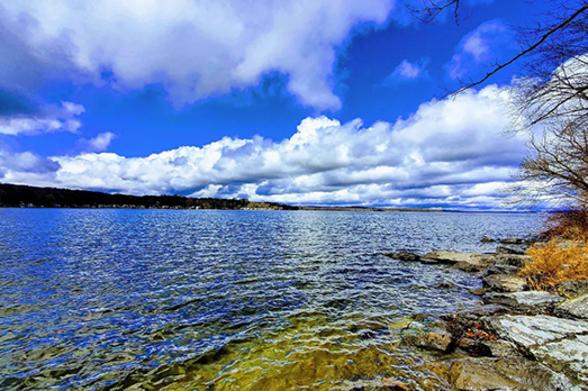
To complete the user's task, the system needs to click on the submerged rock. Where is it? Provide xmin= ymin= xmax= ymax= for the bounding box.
xmin=483 ymin=274 xmax=527 ymax=292
xmin=480 ymin=235 xmax=496 ymax=243
xmin=557 ymin=293 xmax=588 ymax=320
xmin=447 ymin=357 xmax=581 ymax=391
xmin=483 ymin=291 xmax=563 ymax=313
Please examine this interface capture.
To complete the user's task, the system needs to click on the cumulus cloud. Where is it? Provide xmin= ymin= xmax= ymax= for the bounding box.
xmin=0 ymin=101 xmax=84 ymax=136
xmin=3 ymin=85 xmax=525 ymax=209
xmin=386 ymin=58 xmax=429 ymax=83
xmin=81 ymin=131 xmax=116 ymax=152
xmin=0 ymin=0 xmax=393 ymax=110
xmin=448 ymin=20 xmax=514 ymax=81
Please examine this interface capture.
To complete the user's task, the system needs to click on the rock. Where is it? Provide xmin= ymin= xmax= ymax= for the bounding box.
xmin=483 ymin=274 xmax=527 ymax=292
xmin=381 ymin=379 xmax=411 ymax=391
xmin=434 ymin=281 xmax=456 ymax=289
xmin=456 ymin=337 xmax=492 ymax=357
xmin=556 ymin=280 xmax=588 ymax=299
xmin=483 ymin=339 xmax=520 ymax=358
xmin=557 ymin=293 xmax=588 ymax=320
xmin=447 ymin=357 xmax=581 ymax=391
xmin=422 ymin=251 xmax=494 ymax=272
xmin=496 ymin=245 xmax=526 ymax=255
xmin=494 ymin=253 xmax=530 ymax=268
xmin=488 ymin=314 xmax=588 ymax=385
xmin=480 ymin=235 xmax=495 ymax=243
xmin=384 ymin=251 xmax=421 ymax=262
xmin=532 ymin=334 xmax=588 ymax=384
xmin=403 ymin=326 xmax=453 ymax=353
xmin=483 ymin=263 xmax=521 ymax=276
xmin=498 ymin=237 xmax=530 ymax=245
xmin=488 ymin=314 xmax=588 ymax=348
xmin=483 ymin=291 xmax=563 ymax=313
xmin=468 ymin=287 xmax=487 ymax=296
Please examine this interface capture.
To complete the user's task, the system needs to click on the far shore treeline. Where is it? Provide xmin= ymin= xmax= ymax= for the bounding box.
xmin=0 ymin=183 xmax=445 ymax=212
xmin=0 ymin=183 xmax=298 ymax=210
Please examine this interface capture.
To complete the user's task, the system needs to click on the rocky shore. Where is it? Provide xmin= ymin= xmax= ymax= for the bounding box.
xmin=385 ymin=237 xmax=588 ymax=390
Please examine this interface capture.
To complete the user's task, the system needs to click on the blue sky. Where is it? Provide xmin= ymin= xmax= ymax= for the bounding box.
xmin=0 ymin=0 xmax=561 ymax=209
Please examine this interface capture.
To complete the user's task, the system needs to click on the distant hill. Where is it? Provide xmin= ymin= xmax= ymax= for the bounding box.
xmin=0 ymin=183 xmax=298 ymax=210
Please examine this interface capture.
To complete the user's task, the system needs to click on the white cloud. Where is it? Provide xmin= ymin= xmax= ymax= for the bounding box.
xmin=448 ymin=20 xmax=512 ymax=81
xmin=0 ymin=85 xmax=524 ymax=209
xmin=82 ymin=131 xmax=116 ymax=152
xmin=387 ymin=59 xmax=428 ymax=82
xmin=0 ymin=0 xmax=393 ymax=110
xmin=0 ymin=101 xmax=84 ymax=136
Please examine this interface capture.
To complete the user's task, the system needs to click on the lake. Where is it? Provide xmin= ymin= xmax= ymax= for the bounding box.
xmin=0 ymin=209 xmax=543 ymax=390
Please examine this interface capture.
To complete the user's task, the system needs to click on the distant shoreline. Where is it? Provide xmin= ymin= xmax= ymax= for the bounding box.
xmin=0 ymin=183 xmax=539 ymax=213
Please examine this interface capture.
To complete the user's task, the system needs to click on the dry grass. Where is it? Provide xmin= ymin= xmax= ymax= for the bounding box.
xmin=519 ymin=227 xmax=588 ymax=291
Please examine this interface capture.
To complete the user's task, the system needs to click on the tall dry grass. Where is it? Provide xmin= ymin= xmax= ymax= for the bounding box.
xmin=519 ymin=209 xmax=588 ymax=291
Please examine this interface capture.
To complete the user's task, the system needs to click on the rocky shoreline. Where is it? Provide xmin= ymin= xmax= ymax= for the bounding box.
xmin=384 ymin=237 xmax=588 ymax=390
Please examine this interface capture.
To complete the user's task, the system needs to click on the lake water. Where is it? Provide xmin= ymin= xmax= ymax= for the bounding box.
xmin=0 ymin=209 xmax=543 ymax=390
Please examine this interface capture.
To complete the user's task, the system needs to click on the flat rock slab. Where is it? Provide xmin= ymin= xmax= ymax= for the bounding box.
xmin=557 ymin=294 xmax=588 ymax=320
xmin=488 ymin=315 xmax=588 ymax=348
xmin=422 ymin=251 xmax=494 ymax=272
xmin=483 ymin=274 xmax=527 ymax=292
xmin=448 ymin=357 xmax=581 ymax=391
xmin=488 ymin=315 xmax=588 ymax=385
xmin=483 ymin=291 xmax=563 ymax=312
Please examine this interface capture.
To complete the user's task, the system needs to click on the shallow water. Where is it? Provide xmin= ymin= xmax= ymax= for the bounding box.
xmin=0 ymin=209 xmax=543 ymax=390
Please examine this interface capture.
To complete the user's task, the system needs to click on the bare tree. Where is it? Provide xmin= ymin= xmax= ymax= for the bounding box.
xmin=414 ymin=0 xmax=588 ymax=205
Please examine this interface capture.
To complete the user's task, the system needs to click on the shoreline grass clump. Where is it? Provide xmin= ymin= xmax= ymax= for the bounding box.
xmin=519 ymin=209 xmax=588 ymax=291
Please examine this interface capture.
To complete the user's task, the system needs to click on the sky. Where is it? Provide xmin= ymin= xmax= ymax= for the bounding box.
xmin=0 ymin=0 xmax=561 ymax=209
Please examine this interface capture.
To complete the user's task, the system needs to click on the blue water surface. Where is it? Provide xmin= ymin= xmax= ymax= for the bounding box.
xmin=0 ymin=209 xmax=543 ymax=389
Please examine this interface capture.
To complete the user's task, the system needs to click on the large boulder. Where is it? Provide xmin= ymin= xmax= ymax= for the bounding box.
xmin=487 ymin=315 xmax=588 ymax=384
xmin=447 ymin=357 xmax=580 ymax=391
xmin=422 ymin=251 xmax=494 ymax=272
xmin=483 ymin=274 xmax=527 ymax=292
xmin=482 ymin=291 xmax=563 ymax=313
xmin=557 ymin=293 xmax=588 ymax=320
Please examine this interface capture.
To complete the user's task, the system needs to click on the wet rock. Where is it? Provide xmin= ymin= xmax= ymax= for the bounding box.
xmin=556 ymin=280 xmax=588 ymax=299
xmin=456 ymin=337 xmax=492 ymax=356
xmin=448 ymin=357 xmax=581 ymax=391
xmin=483 ymin=274 xmax=527 ymax=292
xmin=493 ymin=253 xmax=530 ymax=268
xmin=482 ymin=291 xmax=563 ymax=313
xmin=422 ymin=251 xmax=494 ymax=272
xmin=483 ymin=263 xmax=520 ymax=276
xmin=468 ymin=287 xmax=488 ymax=296
xmin=498 ymin=237 xmax=531 ymax=245
xmin=496 ymin=244 xmax=526 ymax=255
xmin=403 ymin=325 xmax=453 ymax=353
xmin=434 ymin=281 xmax=456 ymax=289
xmin=381 ymin=379 xmax=411 ymax=391
xmin=480 ymin=235 xmax=495 ymax=243
xmin=556 ymin=293 xmax=588 ymax=320
xmin=384 ymin=251 xmax=421 ymax=262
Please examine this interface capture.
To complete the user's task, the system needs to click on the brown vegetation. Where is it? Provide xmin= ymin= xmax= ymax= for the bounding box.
xmin=520 ymin=211 xmax=588 ymax=290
